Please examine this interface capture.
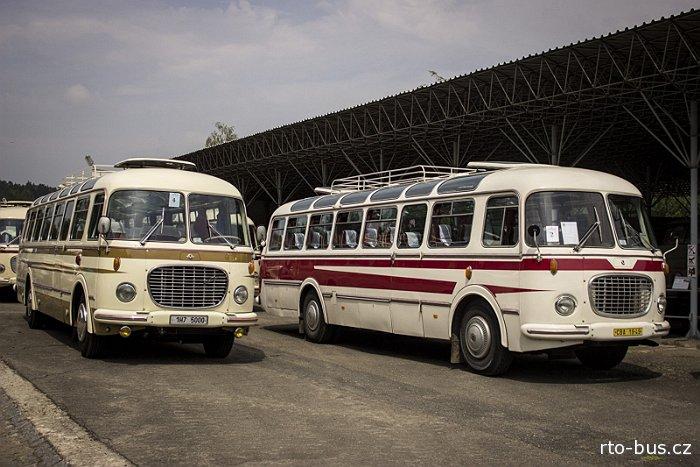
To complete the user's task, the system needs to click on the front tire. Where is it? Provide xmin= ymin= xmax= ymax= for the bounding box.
xmin=75 ymin=299 xmax=103 ymax=358
xmin=458 ymin=303 xmax=513 ymax=376
xmin=575 ymin=346 xmax=628 ymax=370
xmin=25 ymin=283 xmax=44 ymax=329
xmin=203 ymin=334 xmax=235 ymax=358
xmin=302 ymin=292 xmax=334 ymax=343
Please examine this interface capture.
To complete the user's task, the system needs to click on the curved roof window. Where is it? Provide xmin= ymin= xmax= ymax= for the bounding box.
xmin=80 ymin=177 xmax=100 ymax=192
xmin=291 ymin=197 xmax=320 ymax=212
xmin=69 ymin=183 xmax=82 ymax=195
xmin=59 ymin=187 xmax=71 ymax=198
xmin=437 ymin=173 xmax=489 ymax=195
xmin=405 ymin=180 xmax=440 ymax=198
xmin=313 ymin=193 xmax=344 ymax=209
xmin=49 ymin=191 xmax=59 ymax=201
xmin=369 ymin=185 xmax=407 ymax=202
xmin=340 ymin=190 xmax=373 ymax=206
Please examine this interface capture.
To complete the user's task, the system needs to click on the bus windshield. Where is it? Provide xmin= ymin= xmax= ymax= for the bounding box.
xmin=0 ymin=218 xmax=24 ymax=244
xmin=189 ymin=194 xmax=248 ymax=246
xmin=608 ymin=195 xmax=657 ymax=250
xmin=525 ymin=191 xmax=614 ymax=248
xmin=106 ymin=190 xmax=187 ymax=242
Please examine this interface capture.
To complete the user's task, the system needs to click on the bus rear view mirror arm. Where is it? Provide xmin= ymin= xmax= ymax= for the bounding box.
xmin=97 ymin=216 xmax=111 ymax=253
xmin=527 ymin=224 xmax=542 ymax=262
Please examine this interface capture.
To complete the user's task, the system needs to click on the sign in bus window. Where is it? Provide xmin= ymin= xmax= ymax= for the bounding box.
xmin=397 ymin=204 xmax=427 ymax=249
xmin=429 ymin=199 xmax=474 ymax=248
xmin=333 ymin=210 xmax=362 ymax=249
xmin=307 ymin=213 xmax=333 ymax=250
xmin=363 ymin=207 xmax=397 ymax=248
xmin=284 ymin=216 xmax=308 ymax=250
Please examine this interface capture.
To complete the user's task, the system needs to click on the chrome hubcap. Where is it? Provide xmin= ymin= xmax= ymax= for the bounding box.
xmin=465 ymin=316 xmax=491 ymax=359
xmin=306 ymin=300 xmax=320 ymax=332
xmin=76 ymin=303 xmax=88 ymax=342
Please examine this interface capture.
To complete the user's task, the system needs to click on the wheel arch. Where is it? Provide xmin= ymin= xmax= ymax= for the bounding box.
xmin=449 ymin=285 xmax=508 ymax=347
xmin=70 ymin=275 xmax=94 ymax=333
xmin=298 ymin=278 xmax=328 ymax=323
xmin=23 ymin=270 xmax=36 ymax=308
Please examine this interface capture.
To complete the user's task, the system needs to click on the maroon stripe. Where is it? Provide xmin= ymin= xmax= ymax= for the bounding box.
xmin=484 ymin=285 xmax=546 ymax=294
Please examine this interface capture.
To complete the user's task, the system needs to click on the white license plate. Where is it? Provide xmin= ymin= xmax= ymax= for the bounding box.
xmin=169 ymin=315 xmax=208 ymax=326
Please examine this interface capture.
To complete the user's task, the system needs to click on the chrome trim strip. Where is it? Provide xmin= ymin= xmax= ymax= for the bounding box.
xmin=336 ymin=294 xmax=391 ymax=303
xmin=321 ymin=292 xmax=333 ymax=299
xmin=501 ymin=308 xmax=520 ymax=315
xmin=94 ymin=313 xmax=148 ymax=322
xmin=526 ymin=329 xmax=589 ymax=336
xmin=263 ymin=279 xmax=302 ymax=286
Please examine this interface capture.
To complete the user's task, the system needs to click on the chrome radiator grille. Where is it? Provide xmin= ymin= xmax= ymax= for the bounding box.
xmin=148 ymin=266 xmax=228 ymax=308
xmin=589 ymin=274 xmax=653 ymax=318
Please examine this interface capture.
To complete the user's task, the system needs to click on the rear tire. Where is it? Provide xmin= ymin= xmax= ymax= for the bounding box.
xmin=575 ymin=346 xmax=628 ymax=370
xmin=25 ymin=283 xmax=44 ymax=329
xmin=75 ymin=298 xmax=103 ymax=359
xmin=203 ymin=334 xmax=235 ymax=358
xmin=302 ymin=292 xmax=334 ymax=343
xmin=458 ymin=303 xmax=512 ymax=376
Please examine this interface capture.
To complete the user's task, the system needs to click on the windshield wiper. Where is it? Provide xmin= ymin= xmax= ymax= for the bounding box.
xmin=574 ymin=207 xmax=601 ymax=252
xmin=140 ymin=208 xmax=165 ymax=245
xmin=0 ymin=236 xmax=20 ymax=248
xmin=207 ymin=223 xmax=237 ymax=250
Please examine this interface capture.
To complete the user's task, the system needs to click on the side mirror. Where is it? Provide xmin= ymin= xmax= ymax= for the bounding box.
xmin=256 ymin=225 xmax=267 ymax=244
xmin=97 ymin=216 xmax=111 ymax=235
xmin=527 ymin=224 xmax=541 ymax=239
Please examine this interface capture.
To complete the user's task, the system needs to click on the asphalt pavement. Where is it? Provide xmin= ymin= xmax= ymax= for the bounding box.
xmin=0 ymin=298 xmax=698 ymax=465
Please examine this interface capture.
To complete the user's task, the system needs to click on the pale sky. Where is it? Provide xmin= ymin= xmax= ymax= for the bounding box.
xmin=1 ymin=0 xmax=697 ymax=185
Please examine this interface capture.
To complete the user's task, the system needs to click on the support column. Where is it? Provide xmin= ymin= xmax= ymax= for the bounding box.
xmin=321 ymin=161 xmax=328 ymax=187
xmin=550 ymin=124 xmax=560 ymax=165
xmin=452 ymin=139 xmax=460 ymax=167
xmin=690 ymin=101 xmax=699 ymax=339
xmin=275 ymin=171 xmax=282 ymax=206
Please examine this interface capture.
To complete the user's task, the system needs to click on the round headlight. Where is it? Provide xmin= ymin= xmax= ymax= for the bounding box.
xmin=234 ymin=285 xmax=249 ymax=304
xmin=657 ymin=294 xmax=667 ymax=314
xmin=10 ymin=256 xmax=18 ymax=273
xmin=0 ymin=264 xmax=5 ymax=273
xmin=554 ymin=294 xmax=577 ymax=316
xmin=116 ymin=282 xmax=136 ymax=302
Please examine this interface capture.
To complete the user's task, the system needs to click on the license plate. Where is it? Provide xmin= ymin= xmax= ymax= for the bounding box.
xmin=169 ymin=315 xmax=208 ymax=326
xmin=613 ymin=327 xmax=642 ymax=337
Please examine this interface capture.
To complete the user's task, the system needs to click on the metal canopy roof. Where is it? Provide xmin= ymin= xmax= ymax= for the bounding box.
xmin=177 ymin=9 xmax=700 ymax=211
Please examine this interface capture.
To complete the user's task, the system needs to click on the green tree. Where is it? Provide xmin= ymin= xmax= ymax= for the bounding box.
xmin=0 ymin=180 xmax=55 ymax=201
xmin=205 ymin=122 xmax=238 ymax=147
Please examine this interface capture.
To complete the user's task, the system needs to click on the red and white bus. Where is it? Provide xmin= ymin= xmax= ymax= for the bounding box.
xmin=259 ymin=163 xmax=670 ymax=375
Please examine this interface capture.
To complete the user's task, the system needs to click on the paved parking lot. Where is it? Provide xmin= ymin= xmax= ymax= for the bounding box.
xmin=0 ymin=297 xmax=698 ymax=465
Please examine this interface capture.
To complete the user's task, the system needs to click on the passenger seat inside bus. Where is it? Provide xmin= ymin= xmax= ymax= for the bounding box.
xmin=365 ymin=227 xmax=378 ymax=247
xmin=343 ymin=230 xmax=357 ymax=248
xmin=438 ymin=224 xmax=452 ymax=246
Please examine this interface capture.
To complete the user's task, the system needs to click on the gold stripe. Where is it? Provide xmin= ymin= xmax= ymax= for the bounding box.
xmin=23 ymin=246 xmax=251 ymax=263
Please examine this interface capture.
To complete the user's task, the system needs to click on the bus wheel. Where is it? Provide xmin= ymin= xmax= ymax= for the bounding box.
xmin=203 ymin=334 xmax=234 ymax=358
xmin=25 ymin=284 xmax=44 ymax=329
xmin=302 ymin=292 xmax=333 ymax=343
xmin=575 ymin=346 xmax=627 ymax=370
xmin=76 ymin=299 xmax=103 ymax=359
xmin=458 ymin=303 xmax=512 ymax=376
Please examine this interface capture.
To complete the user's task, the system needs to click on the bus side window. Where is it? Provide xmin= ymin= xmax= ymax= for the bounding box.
xmin=31 ymin=207 xmax=44 ymax=242
xmin=26 ymin=210 xmax=37 ymax=242
xmin=429 ymin=199 xmax=474 ymax=248
xmin=363 ymin=207 xmax=397 ymax=249
xmin=70 ymin=197 xmax=90 ymax=241
xmin=60 ymin=200 xmax=75 ymax=241
xmin=397 ymin=204 xmax=427 ymax=249
xmin=49 ymin=202 xmax=66 ymax=241
xmin=39 ymin=204 xmax=55 ymax=241
xmin=87 ymin=193 xmax=105 ymax=240
xmin=269 ymin=218 xmax=285 ymax=251
xmin=306 ymin=213 xmax=333 ymax=250
xmin=483 ymin=196 xmax=519 ymax=247
xmin=284 ymin=216 xmax=307 ymax=250
xmin=332 ymin=210 xmax=362 ymax=249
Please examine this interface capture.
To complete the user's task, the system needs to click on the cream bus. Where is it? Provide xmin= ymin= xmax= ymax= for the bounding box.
xmin=0 ymin=199 xmax=32 ymax=295
xmin=259 ymin=163 xmax=671 ymax=375
xmin=16 ymin=158 xmax=257 ymax=358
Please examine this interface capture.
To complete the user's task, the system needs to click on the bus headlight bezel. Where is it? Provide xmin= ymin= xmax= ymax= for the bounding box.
xmin=233 ymin=285 xmax=249 ymax=304
xmin=116 ymin=282 xmax=137 ymax=303
xmin=657 ymin=294 xmax=667 ymax=314
xmin=10 ymin=256 xmax=18 ymax=273
xmin=554 ymin=294 xmax=577 ymax=316
xmin=0 ymin=264 xmax=5 ymax=274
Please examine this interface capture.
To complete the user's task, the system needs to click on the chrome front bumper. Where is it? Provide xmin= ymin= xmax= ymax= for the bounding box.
xmin=521 ymin=320 xmax=670 ymax=341
xmin=93 ymin=309 xmax=258 ymax=328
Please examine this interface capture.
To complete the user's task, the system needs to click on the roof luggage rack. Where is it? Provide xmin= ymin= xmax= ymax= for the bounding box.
xmin=327 ymin=165 xmax=477 ymax=193
xmin=114 ymin=158 xmax=197 ymax=171
xmin=0 ymin=199 xmax=33 ymax=207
